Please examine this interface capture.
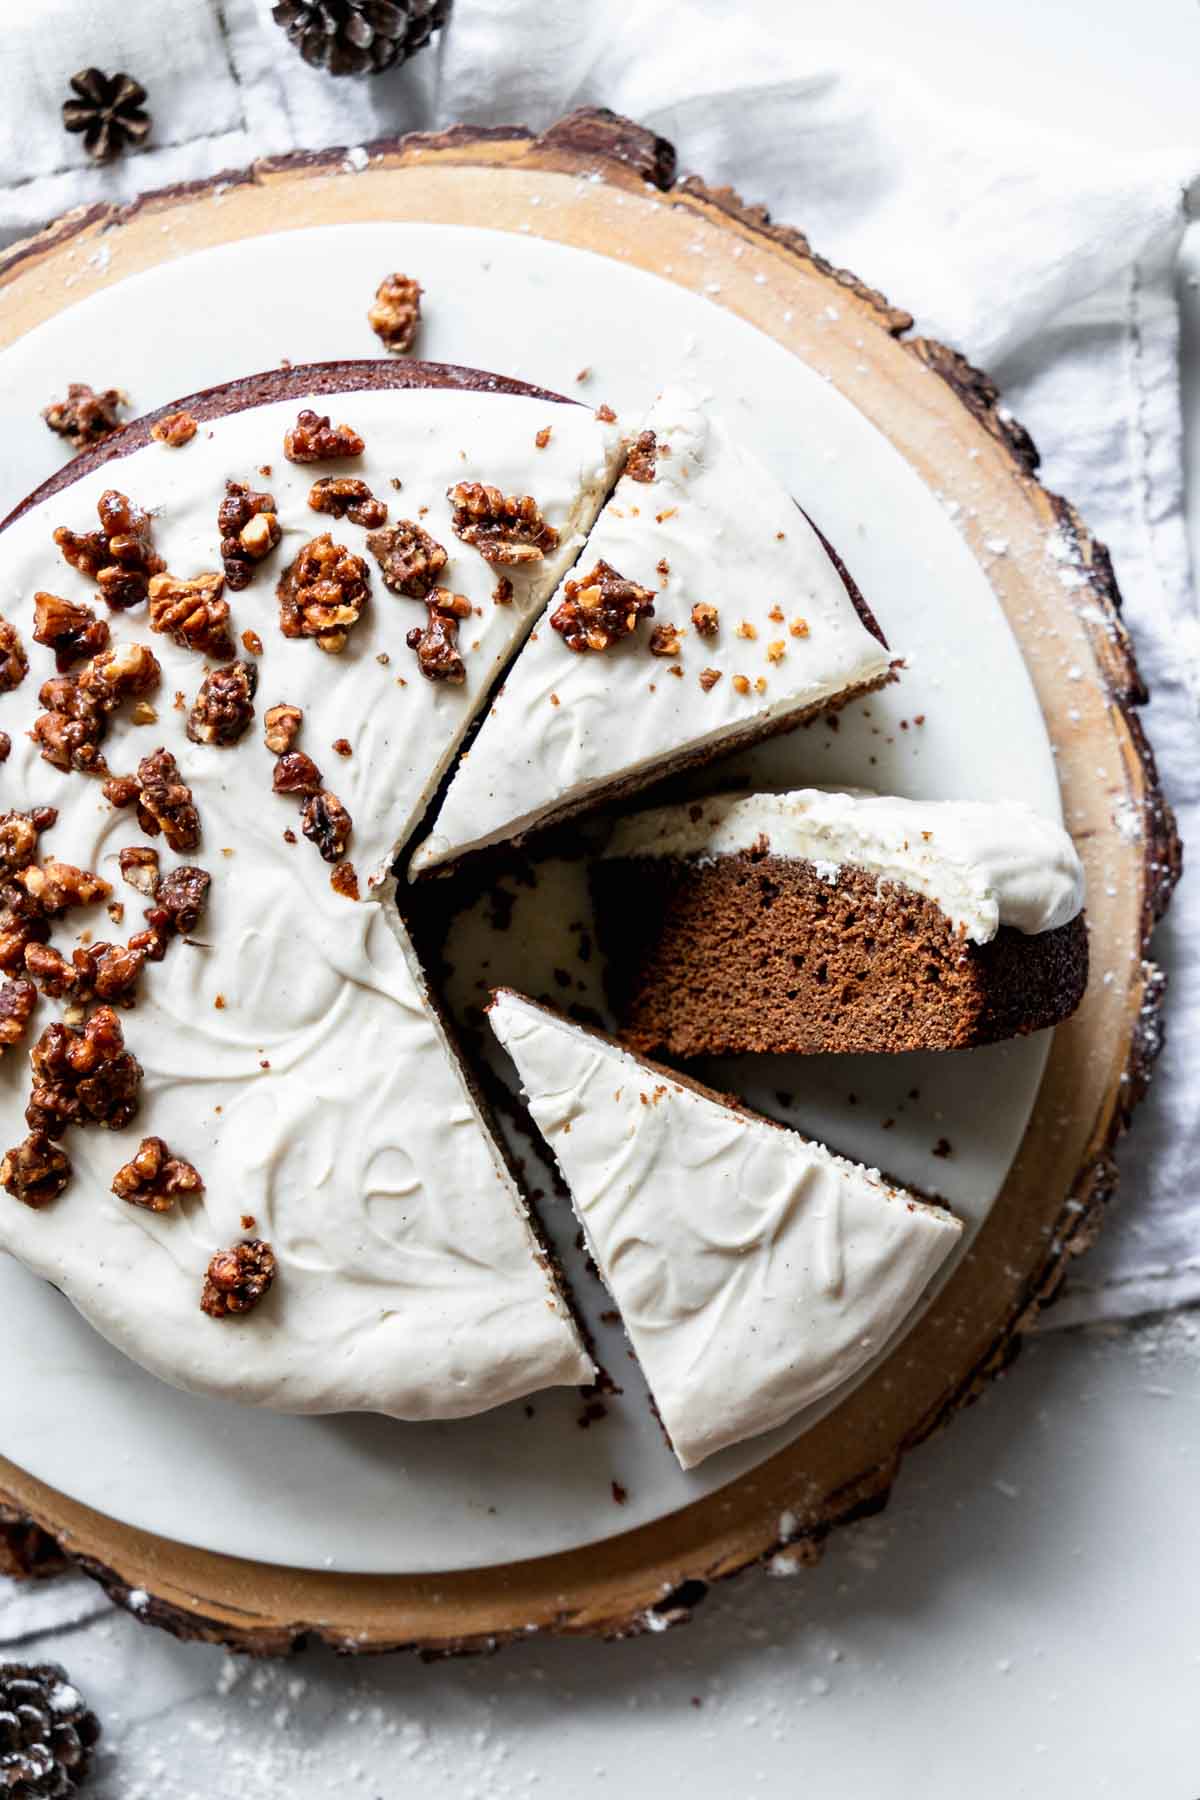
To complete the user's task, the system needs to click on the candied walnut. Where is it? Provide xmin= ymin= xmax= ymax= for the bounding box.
xmin=148 ymin=571 xmax=234 ymax=659
xmin=218 ymin=480 xmax=281 ymax=590
xmin=405 ymin=589 xmax=471 ymax=684
xmin=242 ymin=629 xmax=264 ymax=657
xmin=0 ymin=618 xmax=27 ymax=693
xmin=32 ymin=592 xmax=110 ymax=670
xmin=0 ymin=884 xmax=50 ymax=975
xmin=32 ymin=674 xmax=107 ymax=773
xmin=77 ymin=641 xmax=161 ymax=713
xmin=549 ymin=560 xmax=655 ymax=653
xmin=21 ymin=944 xmax=74 ymax=998
xmin=264 ymin=702 xmax=303 ymax=755
xmin=330 ymin=862 xmax=359 ymax=901
xmin=54 ymin=489 xmax=165 ymax=609
xmin=699 ymin=667 xmax=722 ymax=692
xmin=0 ymin=810 xmax=56 ymax=877
xmin=624 ymin=430 xmax=659 ymax=483
xmin=493 ymin=576 xmax=513 ymax=607
xmin=448 ymin=482 xmax=559 ymax=565
xmin=154 ymin=865 xmax=210 ymax=936
xmin=0 ymin=976 xmax=35 ymax=1050
xmin=187 ymin=660 xmax=257 ymax=746
xmin=691 ymin=601 xmax=720 ymax=638
xmin=368 ymin=272 xmax=422 ymax=352
xmin=301 ymin=790 xmax=353 ymax=863
xmin=26 ymin=1006 xmax=143 ymax=1138
xmin=102 ymin=774 xmax=139 ymax=810
xmin=18 ymin=858 xmax=110 ymax=915
xmin=309 ymin=476 xmax=388 ymax=529
xmin=1 ymin=1132 xmax=71 ymax=1207
xmin=136 ymin=748 xmax=200 ymax=852
xmin=119 ymin=845 xmax=159 ymax=897
xmin=277 ymin=534 xmax=370 ymax=654
xmin=201 ymin=1238 xmax=276 ymax=1318
xmin=43 ymin=382 xmax=126 ymax=449
xmin=283 ymin=409 xmax=364 ymax=464
xmin=366 ymin=520 xmax=448 ymax=599
xmin=27 ymin=940 xmax=146 ymax=1008
xmin=273 ymin=750 xmax=323 ymax=796
xmin=0 ymin=734 xmax=9 ymax=762
xmin=332 ymin=737 xmax=352 ymax=758
xmin=150 ymin=409 xmax=198 ymax=447
xmin=113 ymin=1136 xmax=202 ymax=1213
xmin=649 ymin=622 xmax=682 ymax=658
xmin=595 ymin=402 xmax=617 ymax=423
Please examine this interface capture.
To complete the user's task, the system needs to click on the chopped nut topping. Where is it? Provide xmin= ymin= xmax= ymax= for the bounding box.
xmin=766 ymin=639 xmax=786 ymax=663
xmin=112 ymin=1136 xmax=202 ymax=1212
xmin=1 ymin=1132 xmax=71 ymax=1207
xmin=277 ymin=534 xmax=370 ymax=654
xmin=150 ymin=409 xmax=198 ymax=448
xmin=790 ymin=616 xmax=810 ymax=638
xmin=366 ymin=520 xmax=448 ymax=598
xmin=241 ymin=629 xmax=264 ymax=657
xmin=0 ymin=810 xmax=57 ymax=878
xmin=301 ymin=790 xmax=353 ymax=863
xmin=648 ymin=622 xmax=682 ymax=658
xmin=26 ymin=1006 xmax=142 ymax=1138
xmin=272 ymin=750 xmax=323 ymax=796
xmin=0 ymin=618 xmax=28 ymax=693
xmin=53 ymin=490 xmax=165 ymax=610
xmin=550 ymin=560 xmax=655 ymax=653
xmin=135 ymin=748 xmax=201 ymax=851
xmin=535 ymin=426 xmax=552 ymax=449
xmin=119 ymin=846 xmax=159 ymax=897
xmin=405 ymin=589 xmax=471 ymax=683
xmin=493 ymin=576 xmax=513 ymax=607
xmin=218 ymin=481 xmax=281 ymax=590
xmin=699 ymin=667 xmax=722 ymax=692
xmin=26 ymin=939 xmax=146 ymax=1008
xmin=32 ymin=674 xmax=106 ymax=774
xmin=732 ymin=674 xmax=751 ymax=695
xmin=77 ymin=641 xmax=161 ymax=713
xmin=32 ymin=593 xmax=110 ymax=671
xmin=309 ymin=476 xmax=388 ymax=529
xmin=735 ymin=620 xmax=758 ymax=640
xmin=368 ymin=272 xmax=422 ymax=352
xmin=595 ymin=403 xmax=617 ymax=423
xmin=691 ymin=601 xmax=720 ymax=638
xmin=283 ymin=409 xmax=364 ymax=464
xmin=656 ymin=558 xmax=669 ymax=582
xmin=0 ymin=883 xmax=49 ymax=976
xmin=187 ymin=660 xmax=257 ymax=746
xmin=448 ymin=482 xmax=559 ymax=565
xmin=624 ymin=430 xmax=659 ymax=483
xmin=18 ymin=859 xmax=110 ymax=915
xmin=264 ymin=702 xmax=303 ymax=755
xmin=767 ymin=604 xmax=785 ymax=623
xmin=754 ymin=676 xmax=768 ymax=695
xmin=101 ymin=774 xmax=139 ymax=810
xmin=330 ymin=862 xmax=359 ymax=900
xmin=0 ymin=734 xmax=9 ymax=762
xmin=43 ymin=382 xmax=126 ymax=449
xmin=148 ymin=571 xmax=234 ymax=659
xmin=0 ymin=976 xmax=36 ymax=1050
xmin=201 ymin=1239 xmax=276 ymax=1318
xmin=153 ymin=865 xmax=210 ymax=937
xmin=332 ymin=737 xmax=352 ymax=758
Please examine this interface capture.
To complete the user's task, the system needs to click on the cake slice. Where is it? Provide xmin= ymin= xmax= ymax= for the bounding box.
xmin=488 ymin=989 xmax=962 ymax=1468
xmin=593 ymin=788 xmax=1088 ymax=1057
xmin=410 ymin=390 xmax=895 ymax=873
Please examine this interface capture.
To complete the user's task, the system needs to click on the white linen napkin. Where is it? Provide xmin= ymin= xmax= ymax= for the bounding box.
xmin=0 ymin=0 xmax=1195 ymax=1339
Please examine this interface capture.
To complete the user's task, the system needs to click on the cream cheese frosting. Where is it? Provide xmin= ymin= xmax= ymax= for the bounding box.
xmin=0 ymin=378 xmax=611 ymax=1417
xmin=488 ymin=990 xmax=962 ymax=1469
xmin=604 ymin=788 xmax=1086 ymax=943
xmin=411 ymin=388 xmax=895 ymax=872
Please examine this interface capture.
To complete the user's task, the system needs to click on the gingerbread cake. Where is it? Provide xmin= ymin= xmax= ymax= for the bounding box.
xmin=487 ymin=988 xmax=963 ymax=1468
xmin=593 ymin=788 xmax=1088 ymax=1058
xmin=410 ymin=388 xmax=896 ymax=873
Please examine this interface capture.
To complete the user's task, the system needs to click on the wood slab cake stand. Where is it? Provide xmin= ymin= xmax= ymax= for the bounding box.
xmin=0 ymin=110 xmax=1178 ymax=1656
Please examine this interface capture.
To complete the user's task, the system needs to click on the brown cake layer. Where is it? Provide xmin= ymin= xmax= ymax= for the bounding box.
xmin=593 ymin=848 xmax=1089 ymax=1057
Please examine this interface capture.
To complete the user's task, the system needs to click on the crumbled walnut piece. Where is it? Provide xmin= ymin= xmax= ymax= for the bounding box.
xmin=26 ymin=1006 xmax=142 ymax=1137
xmin=366 ymin=520 xmax=448 ymax=599
xmin=113 ymin=1136 xmax=202 ymax=1212
xmin=699 ymin=667 xmax=722 ymax=692
xmin=535 ymin=426 xmax=552 ymax=449
xmin=148 ymin=571 xmax=234 ymax=659
xmin=78 ymin=641 xmax=161 ymax=713
xmin=732 ymin=674 xmax=751 ymax=695
xmin=18 ymin=858 xmax=110 ymax=915
xmin=150 ymin=409 xmax=198 ymax=448
xmin=136 ymin=748 xmax=200 ymax=851
xmin=301 ymin=790 xmax=353 ymax=863
xmin=102 ymin=774 xmax=139 ymax=810
xmin=0 ymin=976 xmax=36 ymax=1050
xmin=284 ymin=409 xmax=364 ymax=464
xmin=405 ymin=589 xmax=471 ymax=684
xmin=1 ymin=1132 xmax=71 ymax=1207
xmin=624 ymin=430 xmax=659 ymax=482
xmin=368 ymin=272 xmax=422 ymax=352
xmin=0 ymin=734 xmax=9 ymax=762
xmin=330 ymin=862 xmax=359 ymax=900
xmin=656 ymin=557 xmax=670 ymax=582
xmin=242 ymin=629 xmax=264 ymax=657
xmin=27 ymin=939 xmax=146 ymax=1008
xmin=43 ymin=382 xmax=126 ymax=449
xmin=201 ymin=1239 xmax=276 ymax=1318
xmin=790 ymin=616 xmax=810 ymax=638
xmin=691 ymin=601 xmax=719 ymax=638
xmin=735 ymin=620 xmax=758 ymax=640
xmin=264 ymin=703 xmax=303 ymax=755
xmin=309 ymin=476 xmax=388 ymax=528
xmin=272 ymin=750 xmax=323 ymax=796
xmin=54 ymin=490 xmax=165 ymax=609
xmin=154 ymin=865 xmax=210 ymax=937
xmin=277 ymin=534 xmax=370 ymax=654
xmin=493 ymin=576 xmax=513 ymax=607
xmin=32 ymin=592 xmax=110 ymax=670
xmin=768 ymin=604 xmax=785 ymax=623
xmin=448 ymin=482 xmax=560 ymax=565
xmin=0 ymin=618 xmax=28 ymax=693
xmin=766 ymin=639 xmax=786 ymax=663
xmin=649 ymin=622 xmax=682 ymax=658
xmin=119 ymin=846 xmax=159 ymax=897
xmin=332 ymin=737 xmax=352 ymax=758
xmin=0 ymin=879 xmax=50 ymax=974
xmin=754 ymin=676 xmax=767 ymax=695
xmin=549 ymin=560 xmax=655 ymax=653
xmin=187 ymin=660 xmax=257 ymax=746
xmin=0 ymin=810 xmax=56 ymax=877
xmin=595 ymin=403 xmax=617 ymax=423
xmin=32 ymin=674 xmax=107 ymax=773
xmin=218 ymin=481 xmax=281 ymax=589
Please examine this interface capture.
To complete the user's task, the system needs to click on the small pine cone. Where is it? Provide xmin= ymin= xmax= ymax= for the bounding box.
xmin=271 ymin=0 xmax=452 ymax=77
xmin=0 ymin=1662 xmax=100 ymax=1794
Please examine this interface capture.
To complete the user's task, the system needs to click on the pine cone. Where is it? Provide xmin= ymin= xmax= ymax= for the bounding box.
xmin=0 ymin=1663 xmax=99 ymax=1797
xmin=271 ymin=0 xmax=452 ymax=77
xmin=62 ymin=70 xmax=151 ymax=164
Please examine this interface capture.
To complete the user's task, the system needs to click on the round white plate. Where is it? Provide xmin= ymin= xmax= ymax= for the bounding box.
xmin=0 ymin=221 xmax=1055 ymax=1574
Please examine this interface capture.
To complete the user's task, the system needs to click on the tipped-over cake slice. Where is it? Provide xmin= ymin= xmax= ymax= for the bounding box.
xmin=411 ymin=390 xmax=895 ymax=873
xmin=488 ymin=988 xmax=962 ymax=1468
xmin=593 ymin=788 xmax=1088 ymax=1057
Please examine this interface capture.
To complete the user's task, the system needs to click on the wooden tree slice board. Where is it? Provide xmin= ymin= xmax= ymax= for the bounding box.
xmin=0 ymin=109 xmax=1178 ymax=1655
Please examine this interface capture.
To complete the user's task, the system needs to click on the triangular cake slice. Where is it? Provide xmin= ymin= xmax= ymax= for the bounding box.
xmin=412 ymin=390 xmax=895 ymax=873
xmin=487 ymin=989 xmax=961 ymax=1468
